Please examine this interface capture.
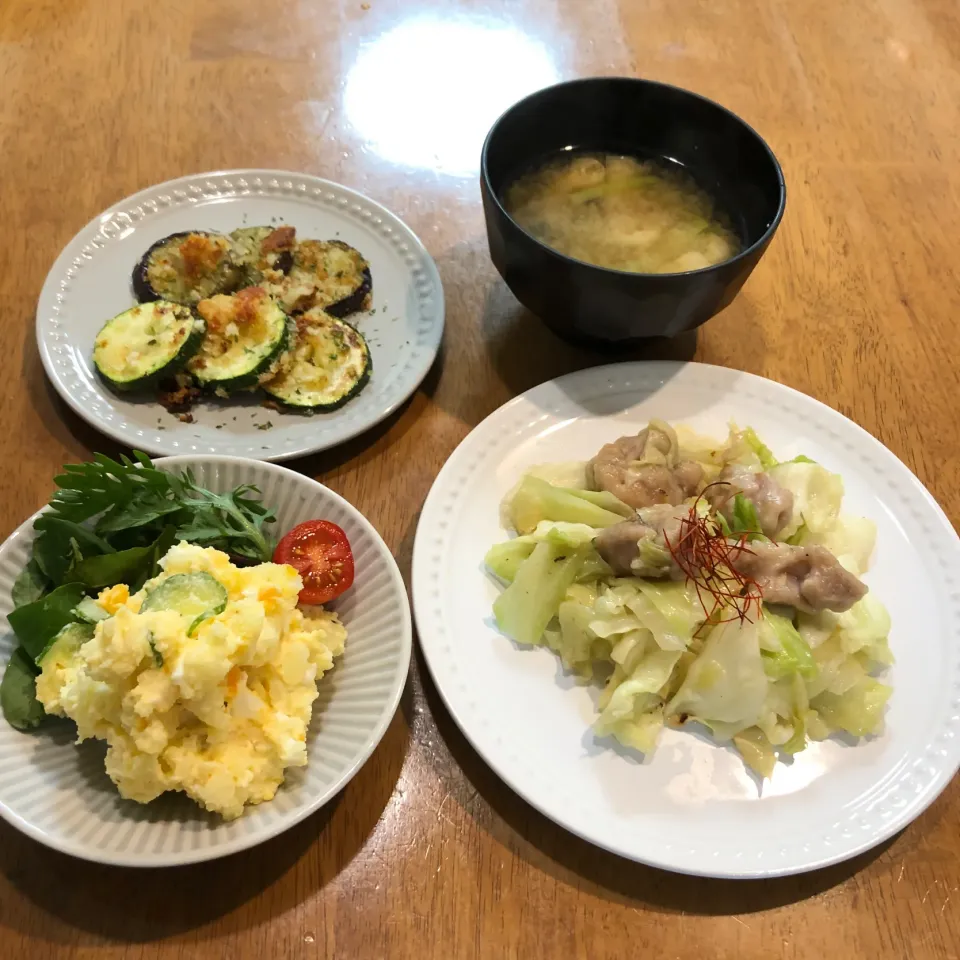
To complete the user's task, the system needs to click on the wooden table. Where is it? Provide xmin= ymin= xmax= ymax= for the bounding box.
xmin=1 ymin=0 xmax=958 ymax=957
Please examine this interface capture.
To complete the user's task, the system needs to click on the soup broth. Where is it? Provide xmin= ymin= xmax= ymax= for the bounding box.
xmin=504 ymin=152 xmax=741 ymax=274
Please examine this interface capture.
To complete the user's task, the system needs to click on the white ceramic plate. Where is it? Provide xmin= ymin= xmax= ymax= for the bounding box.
xmin=412 ymin=362 xmax=960 ymax=878
xmin=37 ymin=170 xmax=444 ymax=462
xmin=0 ymin=456 xmax=411 ymax=866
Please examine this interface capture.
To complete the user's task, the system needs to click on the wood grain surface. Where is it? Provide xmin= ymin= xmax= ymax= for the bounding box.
xmin=1 ymin=0 xmax=958 ymax=957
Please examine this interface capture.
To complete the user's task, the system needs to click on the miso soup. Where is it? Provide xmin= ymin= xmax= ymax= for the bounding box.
xmin=503 ymin=152 xmax=740 ymax=274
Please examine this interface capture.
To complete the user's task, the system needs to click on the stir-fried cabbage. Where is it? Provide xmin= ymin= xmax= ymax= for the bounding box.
xmin=760 ymin=609 xmax=817 ymax=680
xmin=684 ymin=422 xmax=778 ymax=474
xmin=506 ymin=475 xmax=629 ymax=534
xmin=673 ymin=426 xmax=727 ymax=481
xmin=492 ymin=539 xmax=590 ymax=647
xmin=485 ymin=522 xmax=612 ymax=584
xmin=486 ymin=423 xmax=893 ymax=777
xmin=768 ymin=460 xmax=845 ymax=539
xmin=807 ymin=515 xmax=877 ymax=575
xmin=667 ymin=619 xmax=769 ymax=738
xmin=595 ymin=646 xmax=681 ymax=753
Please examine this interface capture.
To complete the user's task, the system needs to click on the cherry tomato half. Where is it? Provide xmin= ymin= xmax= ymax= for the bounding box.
xmin=273 ymin=520 xmax=355 ymax=605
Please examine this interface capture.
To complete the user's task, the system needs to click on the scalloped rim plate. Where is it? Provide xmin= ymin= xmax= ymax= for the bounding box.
xmin=0 ymin=456 xmax=412 ymax=866
xmin=37 ymin=170 xmax=444 ymax=462
xmin=412 ymin=362 xmax=960 ymax=878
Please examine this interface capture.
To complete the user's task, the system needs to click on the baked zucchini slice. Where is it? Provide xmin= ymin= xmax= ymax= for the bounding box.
xmin=271 ymin=240 xmax=372 ymax=317
xmin=188 ymin=286 xmax=290 ymax=394
xmin=133 ymin=231 xmax=241 ymax=305
xmin=262 ymin=309 xmax=371 ymax=411
xmin=93 ymin=301 xmax=205 ymax=392
xmin=229 ymin=225 xmax=296 ymax=285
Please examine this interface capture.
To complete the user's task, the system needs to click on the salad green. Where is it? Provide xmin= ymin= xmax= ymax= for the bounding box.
xmin=486 ymin=423 xmax=893 ymax=778
xmin=0 ymin=452 xmax=277 ymax=731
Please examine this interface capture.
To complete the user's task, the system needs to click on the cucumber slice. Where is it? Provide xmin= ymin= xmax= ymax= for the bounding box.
xmin=93 ymin=301 xmax=206 ymax=392
xmin=188 ymin=287 xmax=290 ymax=394
xmin=148 ymin=634 xmax=164 ymax=667
xmin=74 ymin=597 xmax=111 ymax=624
xmin=262 ymin=310 xmax=371 ymax=411
xmin=141 ymin=572 xmax=228 ymax=635
xmin=37 ymin=622 xmax=94 ymax=668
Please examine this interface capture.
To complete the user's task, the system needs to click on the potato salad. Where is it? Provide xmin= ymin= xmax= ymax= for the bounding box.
xmin=36 ymin=543 xmax=346 ymax=819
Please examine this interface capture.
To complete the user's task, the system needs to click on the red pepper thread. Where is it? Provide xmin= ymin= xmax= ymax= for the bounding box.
xmin=662 ymin=485 xmax=763 ymax=632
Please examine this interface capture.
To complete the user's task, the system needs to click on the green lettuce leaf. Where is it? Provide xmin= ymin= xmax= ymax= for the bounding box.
xmin=7 ymin=583 xmax=87 ymax=663
xmin=0 ymin=648 xmax=45 ymax=731
xmin=63 ymin=526 xmax=175 ymax=590
xmin=11 ymin=559 xmax=48 ymax=609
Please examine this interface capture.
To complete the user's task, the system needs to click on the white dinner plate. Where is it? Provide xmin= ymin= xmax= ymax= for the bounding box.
xmin=0 ymin=456 xmax=412 ymax=866
xmin=412 ymin=362 xmax=960 ymax=878
xmin=37 ymin=170 xmax=444 ymax=461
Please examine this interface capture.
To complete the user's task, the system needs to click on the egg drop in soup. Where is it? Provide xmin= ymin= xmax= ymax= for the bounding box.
xmin=504 ymin=153 xmax=741 ymax=274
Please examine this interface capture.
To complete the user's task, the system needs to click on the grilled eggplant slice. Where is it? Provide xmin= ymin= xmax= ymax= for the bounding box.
xmin=93 ymin=301 xmax=205 ymax=392
xmin=262 ymin=309 xmax=371 ymax=411
xmin=188 ymin=287 xmax=290 ymax=394
xmin=133 ymin=231 xmax=241 ymax=305
xmin=229 ymin=225 xmax=296 ymax=285
xmin=270 ymin=240 xmax=372 ymax=317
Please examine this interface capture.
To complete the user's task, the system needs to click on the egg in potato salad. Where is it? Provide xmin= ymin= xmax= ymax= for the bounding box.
xmin=35 ymin=542 xmax=346 ymax=819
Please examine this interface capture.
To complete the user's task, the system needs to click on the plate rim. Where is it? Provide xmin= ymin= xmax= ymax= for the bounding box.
xmin=0 ymin=454 xmax=413 ymax=867
xmin=36 ymin=168 xmax=444 ymax=463
xmin=411 ymin=360 xmax=960 ymax=879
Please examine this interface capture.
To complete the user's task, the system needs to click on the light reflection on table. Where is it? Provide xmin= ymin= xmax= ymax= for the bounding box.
xmin=344 ymin=16 xmax=560 ymax=177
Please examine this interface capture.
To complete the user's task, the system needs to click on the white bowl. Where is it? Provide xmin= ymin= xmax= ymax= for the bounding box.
xmin=0 ymin=456 xmax=411 ymax=866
